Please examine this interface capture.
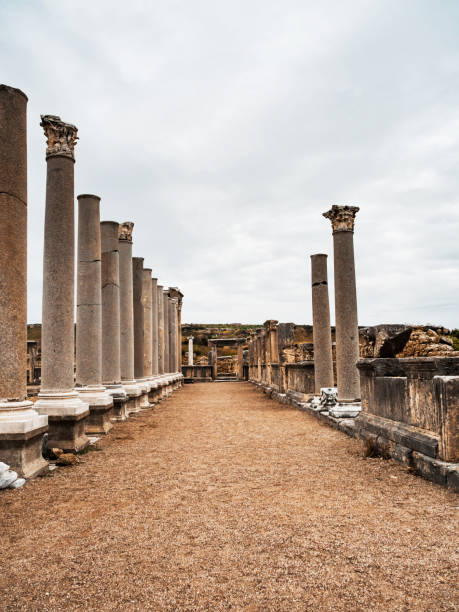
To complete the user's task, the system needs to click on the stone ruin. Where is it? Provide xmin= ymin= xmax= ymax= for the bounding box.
xmin=0 ymin=84 xmax=184 ymax=484
xmin=245 ymin=205 xmax=458 ymax=491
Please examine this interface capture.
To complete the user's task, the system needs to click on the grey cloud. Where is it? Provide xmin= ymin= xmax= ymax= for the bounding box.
xmin=0 ymin=0 xmax=458 ymax=327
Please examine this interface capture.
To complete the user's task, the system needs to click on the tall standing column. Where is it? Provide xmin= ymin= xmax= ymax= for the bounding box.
xmin=35 ymin=114 xmax=89 ymax=452
xmin=0 ymin=84 xmax=48 ymax=478
xmin=157 ymin=284 xmax=164 ymax=375
xmin=188 ymin=337 xmax=194 ymax=366
xmin=118 ymin=222 xmax=141 ymax=413
xmin=237 ymin=344 xmax=243 ymax=380
xmin=142 ymin=268 xmax=153 ymax=380
xmin=100 ymin=221 xmax=128 ymax=420
xmin=323 ymin=205 xmax=361 ymax=416
xmin=76 ymin=195 xmax=113 ymax=433
xmin=169 ymin=298 xmax=177 ymax=373
xmin=133 ymin=257 xmax=150 ymax=407
xmin=169 ymin=287 xmax=184 ymax=377
xmin=163 ymin=290 xmax=170 ymax=374
xmin=310 ymin=254 xmax=334 ymax=395
xmin=151 ymin=278 xmax=159 ymax=376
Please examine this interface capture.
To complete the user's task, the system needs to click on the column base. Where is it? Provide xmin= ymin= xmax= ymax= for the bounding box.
xmin=137 ymin=379 xmax=153 ymax=408
xmin=105 ymin=384 xmax=128 ymax=421
xmin=0 ymin=401 xmax=49 ymax=478
xmin=122 ymin=380 xmax=142 ymax=414
xmin=78 ymin=386 xmax=114 ymax=434
xmin=35 ymin=391 xmax=90 ymax=452
xmin=329 ymin=399 xmax=361 ymax=418
xmin=148 ymin=379 xmax=160 ymax=404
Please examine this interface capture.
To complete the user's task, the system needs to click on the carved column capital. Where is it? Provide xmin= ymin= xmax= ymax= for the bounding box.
xmin=118 ymin=221 xmax=134 ymax=242
xmin=40 ymin=115 xmax=78 ymax=160
xmin=323 ymin=205 xmax=359 ymax=233
xmin=264 ymin=319 xmax=278 ymax=333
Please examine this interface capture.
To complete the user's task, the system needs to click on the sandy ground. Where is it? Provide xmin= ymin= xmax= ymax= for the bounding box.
xmin=1 ymin=382 xmax=458 ymax=611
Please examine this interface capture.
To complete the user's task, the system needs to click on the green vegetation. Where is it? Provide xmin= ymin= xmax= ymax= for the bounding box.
xmin=451 ymin=329 xmax=459 ymax=351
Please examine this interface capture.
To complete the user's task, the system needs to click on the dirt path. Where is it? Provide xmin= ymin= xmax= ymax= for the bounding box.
xmin=1 ymin=382 xmax=457 ymax=611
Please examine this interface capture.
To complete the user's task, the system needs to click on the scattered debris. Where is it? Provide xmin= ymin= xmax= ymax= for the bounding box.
xmin=0 ymin=461 xmax=26 ymax=489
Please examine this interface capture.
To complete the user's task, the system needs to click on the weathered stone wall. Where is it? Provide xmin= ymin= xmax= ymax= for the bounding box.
xmin=182 ymin=365 xmax=213 ymax=382
xmin=357 ymin=357 xmax=459 ymax=463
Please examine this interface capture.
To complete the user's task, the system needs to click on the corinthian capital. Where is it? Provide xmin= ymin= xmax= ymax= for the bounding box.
xmin=264 ymin=319 xmax=278 ymax=332
xmin=323 ymin=205 xmax=359 ymax=233
xmin=40 ymin=115 xmax=78 ymax=160
xmin=119 ymin=221 xmax=134 ymax=242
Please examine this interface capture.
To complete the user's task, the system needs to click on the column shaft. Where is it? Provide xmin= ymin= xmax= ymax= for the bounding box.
xmin=41 ymin=155 xmax=76 ymax=392
xmin=0 ymin=84 xmax=48 ymax=478
xmin=162 ymin=291 xmax=170 ymax=372
xmin=310 ymin=254 xmax=334 ymax=393
xmin=151 ymin=278 xmax=159 ymax=376
xmin=118 ymin=224 xmax=135 ymax=382
xmin=157 ymin=285 xmax=164 ymax=374
xmin=133 ymin=257 xmax=144 ymax=379
xmin=143 ymin=268 xmax=153 ymax=378
xmin=101 ymin=222 xmax=121 ymax=385
xmin=0 ymin=85 xmax=28 ymax=400
xmin=76 ymin=195 xmax=102 ymax=386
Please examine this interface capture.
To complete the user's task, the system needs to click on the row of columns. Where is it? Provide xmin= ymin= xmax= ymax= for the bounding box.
xmin=247 ymin=204 xmax=361 ymax=417
xmin=0 ymin=84 xmax=184 ymax=479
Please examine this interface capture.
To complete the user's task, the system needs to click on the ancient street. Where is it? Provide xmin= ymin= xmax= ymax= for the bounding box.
xmin=1 ymin=382 xmax=456 ymax=611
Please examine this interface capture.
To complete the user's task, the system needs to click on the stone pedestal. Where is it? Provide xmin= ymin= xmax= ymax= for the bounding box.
xmin=76 ymin=194 xmax=113 ymax=434
xmin=100 ymin=221 xmax=128 ymax=420
xmin=35 ymin=114 xmax=89 ymax=452
xmin=323 ymin=205 xmax=361 ymax=417
xmin=310 ymin=254 xmax=334 ymax=395
xmin=0 ymin=85 xmax=48 ymax=477
xmin=133 ymin=257 xmax=150 ymax=408
xmin=118 ymin=222 xmax=141 ymax=414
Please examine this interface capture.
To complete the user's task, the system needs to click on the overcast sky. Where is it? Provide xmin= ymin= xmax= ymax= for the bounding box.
xmin=1 ymin=0 xmax=458 ymax=327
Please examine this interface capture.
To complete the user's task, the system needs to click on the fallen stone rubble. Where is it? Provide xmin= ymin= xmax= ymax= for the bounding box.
xmin=0 ymin=461 xmax=26 ymax=490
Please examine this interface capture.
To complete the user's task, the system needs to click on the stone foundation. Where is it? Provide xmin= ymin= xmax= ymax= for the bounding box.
xmin=0 ymin=422 xmax=48 ymax=479
xmin=46 ymin=412 xmax=90 ymax=453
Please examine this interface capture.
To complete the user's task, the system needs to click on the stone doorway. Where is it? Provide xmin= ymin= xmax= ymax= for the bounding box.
xmin=208 ymin=338 xmax=246 ymax=380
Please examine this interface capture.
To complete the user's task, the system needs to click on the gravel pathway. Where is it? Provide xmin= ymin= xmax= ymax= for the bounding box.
xmin=1 ymin=382 xmax=457 ymax=611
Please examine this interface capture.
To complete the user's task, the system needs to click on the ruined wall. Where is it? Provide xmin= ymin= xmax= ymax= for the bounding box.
xmin=357 ymin=357 xmax=459 ymax=464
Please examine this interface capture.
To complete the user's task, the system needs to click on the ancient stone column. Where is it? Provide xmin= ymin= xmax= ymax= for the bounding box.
xmin=188 ymin=337 xmax=194 ymax=366
xmin=323 ymin=205 xmax=360 ymax=416
xmin=133 ymin=257 xmax=150 ymax=407
xmin=35 ymin=114 xmax=89 ymax=452
xmin=163 ymin=290 xmax=170 ymax=373
xmin=143 ymin=268 xmax=153 ymax=380
xmin=157 ymin=284 xmax=164 ymax=375
xmin=169 ymin=287 xmax=184 ymax=375
xmin=76 ymin=195 xmax=113 ymax=433
xmin=151 ymin=277 xmax=159 ymax=376
xmin=310 ymin=254 xmax=334 ymax=396
xmin=100 ymin=221 xmax=128 ymax=421
xmin=0 ymin=84 xmax=48 ymax=478
xmin=118 ymin=222 xmax=141 ymax=413
xmin=237 ymin=344 xmax=243 ymax=380
xmin=169 ymin=298 xmax=178 ymax=373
